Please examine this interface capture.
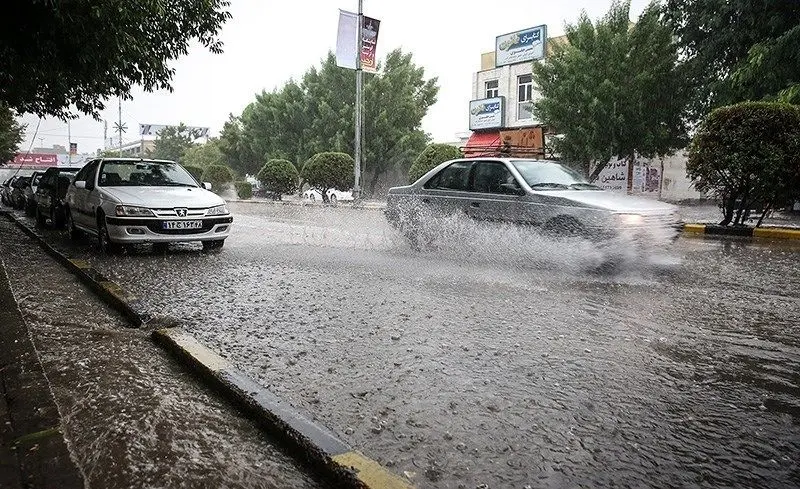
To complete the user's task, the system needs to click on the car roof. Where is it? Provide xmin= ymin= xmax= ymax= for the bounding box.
xmin=97 ymin=157 xmax=178 ymax=163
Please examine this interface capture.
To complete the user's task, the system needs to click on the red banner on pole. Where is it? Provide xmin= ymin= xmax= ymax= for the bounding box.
xmin=361 ymin=16 xmax=380 ymax=73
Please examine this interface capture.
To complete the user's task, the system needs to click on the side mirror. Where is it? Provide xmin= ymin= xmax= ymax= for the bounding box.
xmin=74 ymin=181 xmax=86 ymax=189
xmin=500 ymin=183 xmax=525 ymax=196
xmin=203 ymin=182 xmax=212 ymax=190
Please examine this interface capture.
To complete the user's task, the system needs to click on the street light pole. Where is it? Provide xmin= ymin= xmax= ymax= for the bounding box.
xmin=353 ymin=0 xmax=363 ymax=201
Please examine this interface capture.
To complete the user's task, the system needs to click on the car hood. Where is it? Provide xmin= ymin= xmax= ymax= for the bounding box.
xmin=100 ymin=186 xmax=225 ymax=208
xmin=540 ymin=190 xmax=677 ymax=214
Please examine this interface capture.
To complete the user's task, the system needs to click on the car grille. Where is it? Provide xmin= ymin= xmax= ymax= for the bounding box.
xmin=151 ymin=208 xmax=207 ymax=218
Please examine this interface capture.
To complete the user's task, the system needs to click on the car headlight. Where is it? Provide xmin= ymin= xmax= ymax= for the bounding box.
xmin=205 ymin=204 xmax=229 ymax=216
xmin=115 ymin=205 xmax=154 ymax=217
xmin=615 ymin=213 xmax=644 ymax=226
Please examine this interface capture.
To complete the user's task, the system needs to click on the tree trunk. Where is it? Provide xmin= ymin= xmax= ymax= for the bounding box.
xmin=321 ymin=188 xmax=330 ymax=204
xmin=756 ymin=202 xmax=772 ymax=228
xmin=367 ymin=172 xmax=381 ymax=197
xmin=719 ymin=196 xmax=735 ymax=226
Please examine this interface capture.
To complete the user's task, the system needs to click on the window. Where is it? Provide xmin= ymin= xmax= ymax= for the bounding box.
xmin=73 ymin=160 xmax=99 ymax=183
xmin=424 ymin=161 xmax=473 ymax=191
xmin=98 ymin=160 xmax=198 ymax=187
xmin=472 ymin=161 xmax=517 ymax=194
xmin=485 ymin=79 xmax=499 ymax=99
xmin=517 ymin=74 xmax=533 ymax=120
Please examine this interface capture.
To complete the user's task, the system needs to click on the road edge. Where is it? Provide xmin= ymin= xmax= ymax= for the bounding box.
xmin=0 ymin=209 xmax=414 ymax=489
xmin=682 ymin=222 xmax=800 ymax=240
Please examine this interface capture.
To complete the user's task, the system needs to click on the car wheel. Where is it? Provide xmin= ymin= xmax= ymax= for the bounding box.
xmin=329 ymin=194 xmax=338 ymax=206
xmin=66 ymin=209 xmax=82 ymax=241
xmin=542 ymin=216 xmax=586 ymax=238
xmin=35 ymin=206 xmax=46 ymax=227
xmin=97 ymin=213 xmax=120 ymax=254
xmin=202 ymin=240 xmax=225 ymax=252
xmin=309 ymin=193 xmax=316 ymax=202
xmin=53 ymin=206 xmax=65 ymax=229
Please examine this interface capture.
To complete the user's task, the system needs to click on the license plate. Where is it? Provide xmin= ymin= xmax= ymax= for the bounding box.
xmin=162 ymin=220 xmax=202 ymax=230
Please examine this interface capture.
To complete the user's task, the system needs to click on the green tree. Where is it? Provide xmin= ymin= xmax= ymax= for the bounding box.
xmin=532 ymin=1 xmax=687 ymax=180
xmin=218 ymin=114 xmax=259 ymax=176
xmin=257 ymin=159 xmax=299 ymax=198
xmin=150 ymin=124 xmax=198 ymax=163
xmin=408 ymin=144 xmax=463 ymax=183
xmin=0 ymin=105 xmax=25 ymax=164
xmin=0 ymin=0 xmax=231 ymax=118
xmin=239 ymin=49 xmax=438 ymax=196
xmin=234 ymin=181 xmax=252 ymax=200
xmin=183 ymin=164 xmax=204 ymax=183
xmin=687 ymin=102 xmax=800 ymax=226
xmin=663 ymin=0 xmax=800 ymax=120
xmin=300 ymin=152 xmax=354 ymax=203
xmin=201 ymin=164 xmax=235 ymax=194
xmin=182 ymin=139 xmax=224 ymax=169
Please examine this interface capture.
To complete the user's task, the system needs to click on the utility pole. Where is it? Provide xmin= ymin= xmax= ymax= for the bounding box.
xmin=118 ymin=97 xmax=123 ymax=156
xmin=67 ymin=121 xmax=72 ymax=164
xmin=104 ymin=120 xmax=108 ymax=150
xmin=353 ymin=0 xmax=363 ymax=201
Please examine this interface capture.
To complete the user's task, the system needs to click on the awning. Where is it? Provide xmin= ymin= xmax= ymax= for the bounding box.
xmin=462 ymin=131 xmax=501 ymax=157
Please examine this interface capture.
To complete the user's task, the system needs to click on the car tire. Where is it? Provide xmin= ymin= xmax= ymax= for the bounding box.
xmin=202 ymin=240 xmax=225 ymax=252
xmin=309 ymin=193 xmax=316 ymax=202
xmin=329 ymin=194 xmax=338 ymax=206
xmin=53 ymin=206 xmax=65 ymax=229
xmin=97 ymin=213 xmax=121 ymax=254
xmin=66 ymin=209 xmax=82 ymax=241
xmin=35 ymin=206 xmax=46 ymax=227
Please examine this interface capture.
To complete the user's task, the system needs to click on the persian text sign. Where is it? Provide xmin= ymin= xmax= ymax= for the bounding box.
xmin=11 ymin=153 xmax=58 ymax=167
xmin=469 ymin=97 xmax=505 ymax=130
xmin=336 ymin=10 xmax=381 ymax=73
xmin=139 ymin=124 xmax=209 ymax=138
xmin=593 ymin=159 xmax=628 ymax=192
xmin=495 ymin=25 xmax=546 ymax=66
xmin=361 ymin=16 xmax=380 ymax=73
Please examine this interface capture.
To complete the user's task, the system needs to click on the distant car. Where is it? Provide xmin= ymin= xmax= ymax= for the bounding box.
xmin=385 ymin=158 xmax=682 ymax=249
xmin=1 ymin=176 xmax=20 ymax=206
xmin=34 ymin=167 xmax=83 ymax=228
xmin=302 ymin=188 xmax=354 ymax=205
xmin=9 ymin=176 xmax=31 ymax=210
xmin=65 ymin=158 xmax=232 ymax=253
xmin=23 ymin=171 xmax=42 ymax=215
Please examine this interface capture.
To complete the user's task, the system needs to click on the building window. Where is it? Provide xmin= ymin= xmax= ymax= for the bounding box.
xmin=485 ymin=79 xmax=499 ymax=99
xmin=517 ymin=74 xmax=533 ymax=120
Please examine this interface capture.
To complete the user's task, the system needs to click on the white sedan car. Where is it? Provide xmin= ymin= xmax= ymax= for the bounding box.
xmin=65 ymin=158 xmax=232 ymax=253
xmin=302 ymin=188 xmax=354 ymax=204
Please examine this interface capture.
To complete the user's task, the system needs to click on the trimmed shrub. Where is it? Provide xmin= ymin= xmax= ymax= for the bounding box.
xmin=408 ymin=144 xmax=463 ymax=183
xmin=687 ymin=101 xmax=800 ymax=226
xmin=300 ymin=152 xmax=354 ymax=195
xmin=201 ymin=164 xmax=235 ymax=193
xmin=234 ymin=181 xmax=252 ymax=200
xmin=257 ymin=159 xmax=299 ymax=196
xmin=183 ymin=164 xmax=204 ymax=183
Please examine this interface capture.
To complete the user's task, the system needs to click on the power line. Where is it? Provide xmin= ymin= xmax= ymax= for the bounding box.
xmin=10 ymin=118 xmax=42 ymax=177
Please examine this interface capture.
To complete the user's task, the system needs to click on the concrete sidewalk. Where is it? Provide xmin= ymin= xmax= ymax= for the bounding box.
xmin=0 ymin=217 xmax=325 ymax=489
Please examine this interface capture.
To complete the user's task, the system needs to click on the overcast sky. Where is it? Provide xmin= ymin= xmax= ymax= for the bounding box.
xmin=19 ymin=0 xmax=650 ymax=154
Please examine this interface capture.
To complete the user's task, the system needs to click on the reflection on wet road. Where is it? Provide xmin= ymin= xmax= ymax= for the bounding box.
xmin=16 ymin=202 xmax=800 ymax=488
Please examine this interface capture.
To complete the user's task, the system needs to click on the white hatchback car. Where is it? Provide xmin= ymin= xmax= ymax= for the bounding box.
xmin=302 ymin=187 xmax=354 ymax=204
xmin=65 ymin=158 xmax=232 ymax=253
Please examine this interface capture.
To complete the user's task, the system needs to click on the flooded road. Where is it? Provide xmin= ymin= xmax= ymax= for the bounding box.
xmin=9 ymin=202 xmax=800 ymax=488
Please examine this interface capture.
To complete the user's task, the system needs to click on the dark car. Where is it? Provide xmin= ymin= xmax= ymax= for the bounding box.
xmin=23 ymin=171 xmax=43 ymax=216
xmin=1 ymin=176 xmax=20 ymax=206
xmin=34 ymin=167 xmax=83 ymax=228
xmin=9 ymin=176 xmax=31 ymax=210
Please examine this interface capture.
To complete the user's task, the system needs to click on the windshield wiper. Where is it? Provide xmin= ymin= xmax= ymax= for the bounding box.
xmin=530 ymin=182 xmax=569 ymax=189
xmin=568 ymin=183 xmax=602 ymax=190
xmin=160 ymin=182 xmax=197 ymax=187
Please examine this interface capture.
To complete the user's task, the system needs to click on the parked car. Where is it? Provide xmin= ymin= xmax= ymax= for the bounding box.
xmin=65 ymin=158 xmax=233 ymax=253
xmin=9 ymin=176 xmax=31 ymax=210
xmin=302 ymin=187 xmax=354 ymax=205
xmin=23 ymin=171 xmax=43 ymax=215
xmin=1 ymin=176 xmax=20 ymax=206
xmin=34 ymin=167 xmax=83 ymax=228
xmin=385 ymin=158 xmax=682 ymax=249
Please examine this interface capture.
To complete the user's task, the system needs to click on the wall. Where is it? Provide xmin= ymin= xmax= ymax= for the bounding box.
xmin=473 ymin=63 xmax=541 ymax=129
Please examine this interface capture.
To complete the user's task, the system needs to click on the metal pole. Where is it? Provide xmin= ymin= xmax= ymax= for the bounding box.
xmin=118 ymin=97 xmax=123 ymax=157
xmin=67 ymin=121 xmax=72 ymax=164
xmin=353 ymin=0 xmax=363 ymax=201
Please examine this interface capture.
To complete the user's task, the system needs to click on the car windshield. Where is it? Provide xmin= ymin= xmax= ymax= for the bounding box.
xmin=510 ymin=160 xmax=600 ymax=190
xmin=98 ymin=160 xmax=198 ymax=187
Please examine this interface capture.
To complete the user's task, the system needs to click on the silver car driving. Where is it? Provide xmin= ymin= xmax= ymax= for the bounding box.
xmin=65 ymin=158 xmax=232 ymax=253
xmin=385 ymin=158 xmax=681 ymax=249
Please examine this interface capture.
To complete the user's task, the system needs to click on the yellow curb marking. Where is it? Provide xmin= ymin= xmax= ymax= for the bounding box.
xmin=753 ymin=227 xmax=800 ymax=240
xmin=68 ymin=258 xmax=92 ymax=269
xmin=98 ymin=280 xmax=127 ymax=299
xmin=682 ymin=223 xmax=706 ymax=234
xmin=162 ymin=328 xmax=231 ymax=372
xmin=332 ymin=451 xmax=415 ymax=489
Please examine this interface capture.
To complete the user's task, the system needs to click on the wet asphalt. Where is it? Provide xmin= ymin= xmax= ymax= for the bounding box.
xmin=4 ymin=201 xmax=800 ymax=489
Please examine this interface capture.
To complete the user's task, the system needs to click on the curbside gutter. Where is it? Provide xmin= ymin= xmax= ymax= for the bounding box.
xmin=153 ymin=328 xmax=414 ymax=489
xmin=0 ymin=209 xmax=414 ymax=489
xmin=682 ymin=223 xmax=800 ymax=240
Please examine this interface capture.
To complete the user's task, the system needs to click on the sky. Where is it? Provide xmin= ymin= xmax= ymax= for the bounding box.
xmin=18 ymin=0 xmax=650 ymax=155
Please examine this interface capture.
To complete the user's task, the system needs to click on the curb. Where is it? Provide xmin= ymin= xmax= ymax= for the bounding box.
xmin=0 ymin=211 xmax=149 ymax=327
xmin=0 ymin=209 xmax=413 ymax=489
xmin=152 ymin=327 xmax=414 ymax=489
xmin=682 ymin=223 xmax=800 ymax=240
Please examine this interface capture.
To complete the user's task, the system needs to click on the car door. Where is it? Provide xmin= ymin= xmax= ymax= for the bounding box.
xmin=417 ymin=160 xmax=475 ymax=219
xmin=466 ymin=160 xmax=525 ymax=223
xmin=69 ymin=160 xmax=99 ymax=229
